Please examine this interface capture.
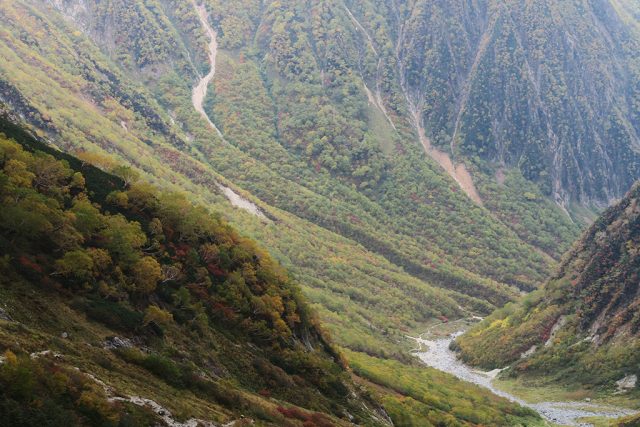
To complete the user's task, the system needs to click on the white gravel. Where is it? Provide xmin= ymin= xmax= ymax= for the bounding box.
xmin=216 ymin=183 xmax=267 ymax=220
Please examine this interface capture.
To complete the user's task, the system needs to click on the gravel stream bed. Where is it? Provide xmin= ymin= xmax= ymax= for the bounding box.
xmin=411 ymin=332 xmax=637 ymax=426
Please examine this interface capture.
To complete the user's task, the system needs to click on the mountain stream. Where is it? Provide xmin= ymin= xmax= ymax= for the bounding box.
xmin=410 ymin=329 xmax=637 ymax=426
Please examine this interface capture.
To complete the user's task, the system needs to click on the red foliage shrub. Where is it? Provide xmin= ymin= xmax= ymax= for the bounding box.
xmin=276 ymin=406 xmax=336 ymax=426
xmin=210 ymin=301 xmax=236 ymax=321
xmin=18 ymin=255 xmax=43 ymax=273
xmin=309 ymin=413 xmax=335 ymax=427
xmin=206 ymin=263 xmax=225 ymax=276
xmin=277 ymin=406 xmax=309 ymax=421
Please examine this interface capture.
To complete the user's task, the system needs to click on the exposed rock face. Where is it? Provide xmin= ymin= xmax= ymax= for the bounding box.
xmin=109 ymin=395 xmax=219 ymax=427
xmin=103 ymin=336 xmax=133 ymax=350
xmin=616 ymin=375 xmax=638 ymax=394
xmin=544 ymin=316 xmax=567 ymax=347
xmin=567 ymin=184 xmax=640 ymax=338
xmin=30 ymin=350 xmax=63 ymax=360
xmin=47 ymin=0 xmax=91 ymax=30
xmin=520 ymin=345 xmax=537 ymax=359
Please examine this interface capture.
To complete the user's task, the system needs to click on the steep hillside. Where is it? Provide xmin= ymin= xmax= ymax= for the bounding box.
xmin=0 ymin=0 xmax=585 ymax=360
xmin=4 ymin=0 xmax=640 ymax=423
xmin=455 ymin=182 xmax=640 ymax=395
xmin=0 ymin=122 xmax=543 ymax=426
xmin=386 ymin=0 xmax=640 ymax=207
xmin=0 ymin=121 xmax=385 ymax=425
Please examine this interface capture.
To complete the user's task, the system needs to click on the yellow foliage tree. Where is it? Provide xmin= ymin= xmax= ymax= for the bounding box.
xmin=131 ymin=256 xmax=162 ymax=293
xmin=143 ymin=305 xmax=174 ymax=326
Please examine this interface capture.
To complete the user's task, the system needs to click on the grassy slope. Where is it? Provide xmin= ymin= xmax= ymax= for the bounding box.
xmin=0 ymin=128 xmax=385 ymax=426
xmin=0 ymin=280 xmax=541 ymax=427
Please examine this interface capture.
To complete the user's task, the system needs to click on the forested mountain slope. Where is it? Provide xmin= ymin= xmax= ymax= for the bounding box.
xmin=0 ymin=120 xmax=542 ymax=426
xmin=0 ymin=0 xmax=588 ymax=357
xmin=387 ymin=0 xmax=640 ymax=206
xmin=455 ymin=182 xmax=640 ymax=395
xmin=2 ymin=0 xmax=639 ymax=423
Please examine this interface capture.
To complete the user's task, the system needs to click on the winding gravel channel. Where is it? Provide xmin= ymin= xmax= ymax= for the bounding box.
xmin=411 ymin=332 xmax=637 ymax=426
xmin=190 ymin=0 xmax=224 ymax=139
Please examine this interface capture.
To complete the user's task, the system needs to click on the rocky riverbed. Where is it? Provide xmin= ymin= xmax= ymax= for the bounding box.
xmin=411 ymin=331 xmax=637 ymax=426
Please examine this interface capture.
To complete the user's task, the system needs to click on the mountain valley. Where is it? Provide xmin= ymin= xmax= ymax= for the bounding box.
xmin=1 ymin=0 xmax=640 ymax=425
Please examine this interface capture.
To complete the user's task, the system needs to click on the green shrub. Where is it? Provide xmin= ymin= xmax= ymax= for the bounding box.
xmin=75 ymin=299 xmax=143 ymax=332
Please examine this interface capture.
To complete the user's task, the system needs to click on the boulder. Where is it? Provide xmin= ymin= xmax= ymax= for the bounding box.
xmin=104 ymin=336 xmax=133 ymax=350
xmin=616 ymin=375 xmax=637 ymax=394
xmin=0 ymin=308 xmax=11 ymax=321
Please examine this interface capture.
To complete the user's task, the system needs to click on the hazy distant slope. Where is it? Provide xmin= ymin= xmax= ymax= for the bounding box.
xmin=378 ymin=0 xmax=640 ymax=206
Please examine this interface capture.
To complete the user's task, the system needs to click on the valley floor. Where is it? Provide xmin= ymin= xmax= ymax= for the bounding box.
xmin=409 ymin=320 xmax=639 ymax=427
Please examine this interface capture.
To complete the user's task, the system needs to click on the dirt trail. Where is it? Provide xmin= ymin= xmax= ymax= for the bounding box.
xmin=191 ymin=1 xmax=224 ymax=139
